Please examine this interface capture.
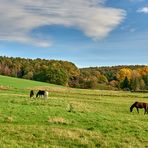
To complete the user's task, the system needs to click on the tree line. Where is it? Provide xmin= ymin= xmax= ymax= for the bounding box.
xmin=0 ymin=56 xmax=148 ymax=91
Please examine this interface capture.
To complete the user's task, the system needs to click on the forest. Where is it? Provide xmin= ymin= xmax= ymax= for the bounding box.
xmin=0 ymin=56 xmax=148 ymax=91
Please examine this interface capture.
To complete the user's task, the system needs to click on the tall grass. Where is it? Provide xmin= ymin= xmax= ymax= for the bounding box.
xmin=0 ymin=75 xmax=148 ymax=147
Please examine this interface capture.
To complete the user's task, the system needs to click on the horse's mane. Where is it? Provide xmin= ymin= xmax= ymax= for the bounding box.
xmin=130 ymin=101 xmax=138 ymax=111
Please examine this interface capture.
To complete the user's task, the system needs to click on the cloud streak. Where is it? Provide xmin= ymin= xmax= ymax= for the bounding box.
xmin=0 ymin=0 xmax=126 ymax=47
xmin=137 ymin=7 xmax=148 ymax=13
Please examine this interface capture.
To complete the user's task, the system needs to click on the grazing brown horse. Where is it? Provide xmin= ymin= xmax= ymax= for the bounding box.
xmin=130 ymin=101 xmax=148 ymax=114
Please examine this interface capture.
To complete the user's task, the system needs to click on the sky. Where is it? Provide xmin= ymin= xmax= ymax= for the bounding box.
xmin=0 ymin=0 xmax=148 ymax=68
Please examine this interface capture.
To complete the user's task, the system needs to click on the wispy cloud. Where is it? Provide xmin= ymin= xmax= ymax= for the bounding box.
xmin=121 ymin=25 xmax=137 ymax=33
xmin=0 ymin=0 xmax=126 ymax=47
xmin=137 ymin=7 xmax=148 ymax=13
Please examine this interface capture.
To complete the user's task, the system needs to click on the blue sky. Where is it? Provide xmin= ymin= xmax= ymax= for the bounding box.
xmin=0 ymin=0 xmax=148 ymax=67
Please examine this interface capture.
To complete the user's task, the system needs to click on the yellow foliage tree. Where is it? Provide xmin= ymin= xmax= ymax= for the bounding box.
xmin=117 ymin=68 xmax=132 ymax=81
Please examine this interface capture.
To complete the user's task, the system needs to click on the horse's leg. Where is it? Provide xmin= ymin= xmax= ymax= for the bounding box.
xmin=136 ymin=107 xmax=139 ymax=114
xmin=144 ymin=108 xmax=146 ymax=114
xmin=146 ymin=109 xmax=148 ymax=114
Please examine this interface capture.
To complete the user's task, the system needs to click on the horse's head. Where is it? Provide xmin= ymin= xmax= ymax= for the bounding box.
xmin=130 ymin=102 xmax=138 ymax=112
xmin=130 ymin=105 xmax=134 ymax=112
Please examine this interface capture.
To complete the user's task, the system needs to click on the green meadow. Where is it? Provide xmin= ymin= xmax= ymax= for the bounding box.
xmin=0 ymin=75 xmax=147 ymax=147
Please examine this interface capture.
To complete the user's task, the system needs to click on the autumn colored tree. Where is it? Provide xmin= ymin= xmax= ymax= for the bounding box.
xmin=138 ymin=66 xmax=148 ymax=76
xmin=117 ymin=68 xmax=132 ymax=81
xmin=130 ymin=70 xmax=145 ymax=91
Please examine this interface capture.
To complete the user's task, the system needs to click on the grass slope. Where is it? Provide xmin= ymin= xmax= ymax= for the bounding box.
xmin=0 ymin=75 xmax=148 ymax=147
xmin=0 ymin=75 xmax=59 ymax=89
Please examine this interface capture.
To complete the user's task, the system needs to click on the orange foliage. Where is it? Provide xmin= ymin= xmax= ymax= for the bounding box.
xmin=138 ymin=66 xmax=148 ymax=76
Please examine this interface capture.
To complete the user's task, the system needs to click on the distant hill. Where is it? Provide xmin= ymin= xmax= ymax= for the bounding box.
xmin=0 ymin=56 xmax=148 ymax=90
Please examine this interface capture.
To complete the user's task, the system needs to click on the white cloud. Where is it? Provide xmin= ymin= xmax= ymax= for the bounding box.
xmin=137 ymin=7 xmax=148 ymax=13
xmin=0 ymin=0 xmax=126 ymax=47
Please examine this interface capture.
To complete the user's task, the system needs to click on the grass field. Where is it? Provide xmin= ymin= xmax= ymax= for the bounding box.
xmin=0 ymin=75 xmax=148 ymax=147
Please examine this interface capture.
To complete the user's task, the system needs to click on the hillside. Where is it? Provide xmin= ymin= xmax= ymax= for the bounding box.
xmin=0 ymin=56 xmax=148 ymax=91
xmin=0 ymin=75 xmax=64 ymax=89
xmin=0 ymin=75 xmax=148 ymax=147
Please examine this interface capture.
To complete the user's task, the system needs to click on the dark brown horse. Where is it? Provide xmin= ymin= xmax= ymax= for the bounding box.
xmin=130 ymin=101 xmax=148 ymax=114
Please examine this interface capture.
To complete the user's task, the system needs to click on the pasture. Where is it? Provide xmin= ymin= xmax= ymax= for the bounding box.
xmin=0 ymin=75 xmax=148 ymax=147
